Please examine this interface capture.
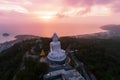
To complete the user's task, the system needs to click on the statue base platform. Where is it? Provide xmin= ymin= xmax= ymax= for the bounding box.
xmin=47 ymin=57 xmax=70 ymax=66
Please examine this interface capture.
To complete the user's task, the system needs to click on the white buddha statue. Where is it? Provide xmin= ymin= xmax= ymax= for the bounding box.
xmin=47 ymin=33 xmax=66 ymax=62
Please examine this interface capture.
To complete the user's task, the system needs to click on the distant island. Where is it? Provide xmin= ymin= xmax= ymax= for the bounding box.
xmin=74 ymin=24 xmax=120 ymax=39
xmin=2 ymin=33 xmax=10 ymax=37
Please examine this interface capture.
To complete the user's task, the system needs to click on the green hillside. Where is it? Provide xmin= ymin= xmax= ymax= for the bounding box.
xmin=0 ymin=39 xmax=36 ymax=80
xmin=60 ymin=37 xmax=120 ymax=80
xmin=0 ymin=37 xmax=120 ymax=80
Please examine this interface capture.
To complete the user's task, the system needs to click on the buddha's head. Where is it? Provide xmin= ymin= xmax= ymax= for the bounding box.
xmin=52 ymin=33 xmax=58 ymax=42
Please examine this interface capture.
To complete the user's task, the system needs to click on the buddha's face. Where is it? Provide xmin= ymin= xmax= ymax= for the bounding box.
xmin=52 ymin=33 xmax=58 ymax=42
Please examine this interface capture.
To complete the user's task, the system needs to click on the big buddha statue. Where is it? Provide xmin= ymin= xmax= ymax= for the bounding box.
xmin=47 ymin=33 xmax=66 ymax=63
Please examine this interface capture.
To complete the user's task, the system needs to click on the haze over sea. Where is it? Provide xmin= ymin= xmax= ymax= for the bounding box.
xmin=0 ymin=25 xmax=104 ymax=43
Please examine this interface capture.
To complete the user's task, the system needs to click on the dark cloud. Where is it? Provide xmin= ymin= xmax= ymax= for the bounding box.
xmin=62 ymin=0 xmax=120 ymax=15
xmin=0 ymin=10 xmax=27 ymax=19
xmin=95 ymin=0 xmax=113 ymax=4
xmin=64 ymin=0 xmax=83 ymax=6
xmin=63 ymin=0 xmax=113 ymax=6
xmin=63 ymin=0 xmax=93 ymax=9
xmin=77 ymin=7 xmax=90 ymax=15
xmin=0 ymin=0 xmax=120 ymax=18
xmin=56 ymin=13 xmax=67 ymax=18
xmin=111 ymin=1 xmax=120 ymax=12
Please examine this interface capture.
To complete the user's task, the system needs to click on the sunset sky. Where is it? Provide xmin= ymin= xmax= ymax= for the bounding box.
xmin=0 ymin=0 xmax=120 ymax=37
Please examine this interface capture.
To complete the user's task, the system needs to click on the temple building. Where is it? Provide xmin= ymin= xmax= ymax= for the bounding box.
xmin=47 ymin=33 xmax=66 ymax=64
xmin=40 ymin=50 xmax=46 ymax=62
xmin=40 ymin=49 xmax=46 ymax=57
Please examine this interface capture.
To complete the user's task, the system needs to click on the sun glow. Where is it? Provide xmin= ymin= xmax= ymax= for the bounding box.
xmin=33 ymin=11 xmax=57 ymax=21
xmin=39 ymin=15 xmax=54 ymax=20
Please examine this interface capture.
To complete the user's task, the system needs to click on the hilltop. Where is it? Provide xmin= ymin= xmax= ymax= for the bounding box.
xmin=0 ymin=36 xmax=120 ymax=80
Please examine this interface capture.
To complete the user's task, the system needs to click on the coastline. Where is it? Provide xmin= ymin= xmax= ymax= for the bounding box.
xmin=0 ymin=35 xmax=40 ymax=53
xmin=0 ymin=35 xmax=16 ymax=44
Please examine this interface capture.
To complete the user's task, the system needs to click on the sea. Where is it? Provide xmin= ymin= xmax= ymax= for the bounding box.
xmin=0 ymin=24 xmax=106 ymax=44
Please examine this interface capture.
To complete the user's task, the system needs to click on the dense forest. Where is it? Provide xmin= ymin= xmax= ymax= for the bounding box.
xmin=0 ymin=37 xmax=120 ymax=80
xmin=60 ymin=37 xmax=120 ymax=80
xmin=0 ymin=39 xmax=36 ymax=80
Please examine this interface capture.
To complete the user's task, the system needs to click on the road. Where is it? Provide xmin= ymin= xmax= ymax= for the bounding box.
xmin=68 ymin=51 xmax=96 ymax=80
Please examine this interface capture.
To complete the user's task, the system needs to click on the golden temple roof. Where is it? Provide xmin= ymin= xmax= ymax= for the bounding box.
xmin=40 ymin=50 xmax=45 ymax=57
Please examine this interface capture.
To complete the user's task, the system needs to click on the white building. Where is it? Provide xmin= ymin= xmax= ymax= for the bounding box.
xmin=44 ymin=69 xmax=85 ymax=80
